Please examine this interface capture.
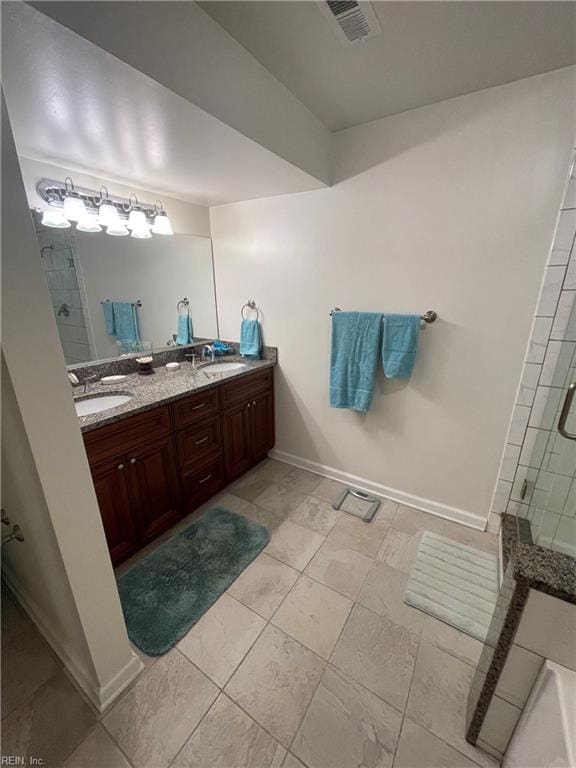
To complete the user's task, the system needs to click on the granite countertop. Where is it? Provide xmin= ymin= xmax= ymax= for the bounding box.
xmin=501 ymin=513 xmax=576 ymax=604
xmin=76 ymin=355 xmax=276 ymax=433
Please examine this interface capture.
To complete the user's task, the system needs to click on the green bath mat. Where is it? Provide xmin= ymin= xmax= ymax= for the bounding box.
xmin=117 ymin=507 xmax=270 ymax=656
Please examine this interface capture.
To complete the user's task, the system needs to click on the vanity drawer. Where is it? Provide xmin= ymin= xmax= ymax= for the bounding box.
xmin=172 ymin=389 xmax=220 ymax=428
xmin=176 ymin=415 xmax=221 ymax=468
xmin=220 ymin=368 xmax=273 ymax=409
xmin=84 ymin=406 xmax=171 ymax=464
xmin=181 ymin=457 xmax=224 ymax=511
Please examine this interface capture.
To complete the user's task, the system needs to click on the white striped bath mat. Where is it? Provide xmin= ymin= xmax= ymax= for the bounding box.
xmin=404 ymin=531 xmax=498 ymax=642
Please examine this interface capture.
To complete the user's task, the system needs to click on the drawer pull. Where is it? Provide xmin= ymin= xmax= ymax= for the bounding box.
xmin=247 ymin=403 xmax=251 ymax=409
xmin=198 ymin=473 xmax=212 ymax=484
xmin=117 ymin=463 xmax=125 ymax=471
xmin=253 ymin=401 xmax=256 ymax=406
xmin=130 ymin=458 xmax=137 ymax=464
xmin=192 ymin=403 xmax=206 ymax=411
xmin=195 ymin=436 xmax=209 ymax=445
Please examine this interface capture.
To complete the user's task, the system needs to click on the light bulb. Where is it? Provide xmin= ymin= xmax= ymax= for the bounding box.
xmin=127 ymin=209 xmax=147 ymax=230
xmin=106 ymin=222 xmax=129 ymax=237
xmin=63 ymin=196 xmax=86 ymax=221
xmin=130 ymin=221 xmax=152 ymax=239
xmin=98 ymin=202 xmax=120 ymax=227
xmin=152 ymin=213 xmax=173 ymax=236
xmin=76 ymin=213 xmax=102 ymax=233
xmin=41 ymin=209 xmax=71 ymax=228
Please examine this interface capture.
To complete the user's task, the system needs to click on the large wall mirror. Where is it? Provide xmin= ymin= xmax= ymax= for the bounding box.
xmin=33 ymin=211 xmax=219 ymax=366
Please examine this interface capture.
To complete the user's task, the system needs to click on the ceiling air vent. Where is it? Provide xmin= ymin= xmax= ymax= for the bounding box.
xmin=319 ymin=0 xmax=381 ymax=46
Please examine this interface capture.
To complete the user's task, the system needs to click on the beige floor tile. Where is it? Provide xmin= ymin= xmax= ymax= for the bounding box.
xmin=310 ymin=477 xmax=347 ymax=504
xmin=231 ymin=472 xmax=276 ymax=502
xmin=173 ymin=693 xmax=286 ymax=768
xmin=358 ymin=562 xmax=424 ymax=635
xmin=293 ymin=666 xmax=402 ymax=768
xmin=244 ymin=502 xmax=289 ymax=532
xmin=178 ymin=594 xmax=266 ymax=686
xmin=332 ymin=604 xmax=418 ymax=711
xmin=280 ymin=468 xmax=323 ymax=495
xmin=1 ymin=672 xmax=97 ymax=768
xmin=377 ymin=528 xmax=421 ymax=573
xmin=394 ymin=719 xmax=481 ymax=768
xmin=305 ymin=540 xmax=373 ymax=600
xmin=1 ymin=622 xmax=60 ymax=716
xmin=441 ymin=521 xmax=498 ymax=554
xmin=103 ymin=649 xmax=218 ymax=768
xmin=255 ymin=484 xmax=309 ymax=518
xmin=209 ymin=492 xmax=252 ymax=515
xmin=283 ymin=754 xmax=307 ymax=768
xmin=288 ymin=496 xmax=341 ymax=535
xmin=265 ymin=520 xmax=324 ymax=570
xmin=228 ymin=552 xmax=299 ymax=619
xmin=421 ymin=616 xmax=484 ymax=667
xmin=328 ymin=515 xmax=388 ymax=558
xmin=64 ymin=725 xmax=131 ymax=768
xmin=374 ymin=499 xmax=400 ymax=525
xmin=256 ymin=459 xmax=294 ymax=482
xmin=392 ymin=505 xmax=446 ymax=535
xmin=406 ymin=643 xmax=498 ymax=768
xmin=225 ymin=625 xmax=325 ymax=748
xmin=272 ymin=576 xmax=353 ymax=659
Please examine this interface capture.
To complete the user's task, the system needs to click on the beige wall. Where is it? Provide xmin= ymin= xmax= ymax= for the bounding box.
xmin=1 ymin=95 xmax=142 ymax=710
xmin=19 ymin=156 xmax=211 ymax=238
xmin=211 ymin=68 xmax=576 ymax=526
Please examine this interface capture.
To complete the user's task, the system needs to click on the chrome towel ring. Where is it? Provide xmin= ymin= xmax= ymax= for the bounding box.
xmin=241 ymin=299 xmax=261 ymax=321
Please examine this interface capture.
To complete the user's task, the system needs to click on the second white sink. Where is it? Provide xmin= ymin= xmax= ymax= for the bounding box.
xmin=202 ymin=362 xmax=247 ymax=372
xmin=75 ymin=394 xmax=132 ymax=417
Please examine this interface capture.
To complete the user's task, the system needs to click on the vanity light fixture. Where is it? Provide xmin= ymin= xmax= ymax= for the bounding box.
xmin=36 ymin=177 xmax=174 ymax=239
xmin=41 ymin=208 xmax=71 ymax=228
xmin=152 ymin=202 xmax=173 ymax=236
xmin=62 ymin=178 xmax=87 ymax=221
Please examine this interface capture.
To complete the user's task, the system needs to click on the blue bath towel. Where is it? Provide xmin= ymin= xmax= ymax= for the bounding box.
xmin=112 ymin=301 xmax=141 ymax=345
xmin=102 ymin=301 xmax=115 ymax=336
xmin=382 ymin=314 xmax=420 ymax=378
xmin=176 ymin=313 xmax=193 ymax=345
xmin=330 ymin=312 xmax=383 ymax=412
xmin=240 ymin=319 xmax=261 ymax=359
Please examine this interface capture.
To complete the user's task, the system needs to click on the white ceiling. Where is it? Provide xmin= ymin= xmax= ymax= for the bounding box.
xmin=200 ymin=1 xmax=576 ymax=131
xmin=2 ymin=3 xmax=325 ymax=207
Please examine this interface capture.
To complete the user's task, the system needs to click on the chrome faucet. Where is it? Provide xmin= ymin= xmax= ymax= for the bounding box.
xmin=201 ymin=344 xmax=215 ymax=363
xmin=68 ymin=372 xmax=97 ymax=395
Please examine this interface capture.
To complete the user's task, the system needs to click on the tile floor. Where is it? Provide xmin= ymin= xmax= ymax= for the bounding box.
xmin=1 ymin=459 xmax=499 ymax=768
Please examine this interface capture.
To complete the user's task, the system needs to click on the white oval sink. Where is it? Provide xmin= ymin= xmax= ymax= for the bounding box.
xmin=202 ymin=362 xmax=247 ymax=372
xmin=75 ymin=394 xmax=132 ymax=417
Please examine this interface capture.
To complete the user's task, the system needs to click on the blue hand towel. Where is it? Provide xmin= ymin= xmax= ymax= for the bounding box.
xmin=102 ymin=302 xmax=115 ymax=336
xmin=112 ymin=301 xmax=141 ymax=345
xmin=330 ymin=312 xmax=383 ymax=413
xmin=240 ymin=319 xmax=261 ymax=359
xmin=176 ymin=312 xmax=193 ymax=345
xmin=382 ymin=314 xmax=420 ymax=378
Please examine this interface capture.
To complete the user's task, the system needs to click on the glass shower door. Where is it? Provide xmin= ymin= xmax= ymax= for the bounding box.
xmin=523 ymin=323 xmax=576 ymax=556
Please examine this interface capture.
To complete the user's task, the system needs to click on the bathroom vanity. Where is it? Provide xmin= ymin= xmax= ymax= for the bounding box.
xmin=79 ymin=362 xmax=275 ymax=565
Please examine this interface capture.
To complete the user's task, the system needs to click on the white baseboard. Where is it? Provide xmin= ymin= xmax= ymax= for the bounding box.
xmin=268 ymin=449 xmax=487 ymax=531
xmin=2 ymin=565 xmax=143 ymax=712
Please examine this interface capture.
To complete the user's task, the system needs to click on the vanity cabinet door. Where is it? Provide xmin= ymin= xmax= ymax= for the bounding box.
xmin=127 ymin=435 xmax=181 ymax=543
xmin=222 ymin=402 xmax=253 ymax=481
xmin=250 ymin=390 xmax=275 ymax=462
xmin=91 ymin=457 xmax=139 ymax=566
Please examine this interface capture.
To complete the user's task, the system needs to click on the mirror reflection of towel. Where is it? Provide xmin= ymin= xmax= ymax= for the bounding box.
xmin=102 ymin=301 xmax=141 ymax=344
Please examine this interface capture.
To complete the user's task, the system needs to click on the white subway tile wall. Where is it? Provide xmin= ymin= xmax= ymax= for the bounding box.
xmin=489 ymin=153 xmax=576 ymax=554
xmin=35 ymin=218 xmax=92 ymax=364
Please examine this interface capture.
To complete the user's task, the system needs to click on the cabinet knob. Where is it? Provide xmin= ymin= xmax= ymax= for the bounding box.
xmin=253 ymin=400 xmax=256 ymax=406
xmin=117 ymin=464 xmax=125 ymax=471
xmin=130 ymin=458 xmax=137 ymax=464
xmin=246 ymin=403 xmax=251 ymax=408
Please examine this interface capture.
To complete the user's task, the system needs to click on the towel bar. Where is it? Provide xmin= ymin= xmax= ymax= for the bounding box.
xmin=330 ymin=307 xmax=437 ymax=323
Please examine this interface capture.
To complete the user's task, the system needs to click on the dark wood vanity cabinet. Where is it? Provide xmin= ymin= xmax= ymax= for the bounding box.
xmin=83 ymin=368 xmax=274 ymax=565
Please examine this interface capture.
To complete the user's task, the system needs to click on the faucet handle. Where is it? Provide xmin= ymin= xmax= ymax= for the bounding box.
xmin=67 ymin=372 xmax=80 ymax=386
